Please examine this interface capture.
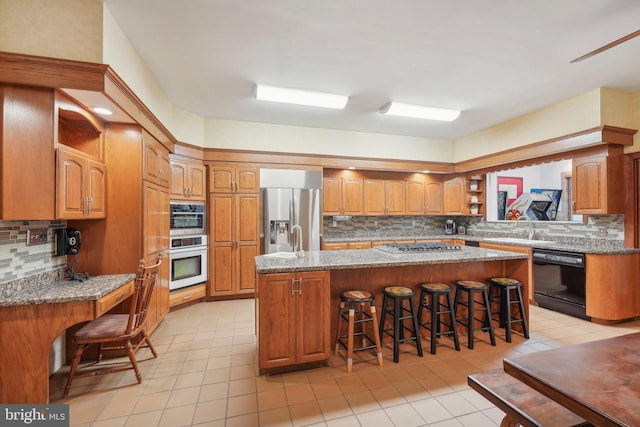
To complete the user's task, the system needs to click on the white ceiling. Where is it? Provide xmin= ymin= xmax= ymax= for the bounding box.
xmin=102 ymin=0 xmax=640 ymax=140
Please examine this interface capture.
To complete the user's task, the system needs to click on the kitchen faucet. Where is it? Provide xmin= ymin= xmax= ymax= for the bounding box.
xmin=291 ymin=225 xmax=304 ymax=257
xmin=513 ymin=215 xmax=535 ymax=240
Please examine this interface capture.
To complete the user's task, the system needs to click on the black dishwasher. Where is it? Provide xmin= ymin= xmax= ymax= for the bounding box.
xmin=532 ymin=249 xmax=589 ymax=320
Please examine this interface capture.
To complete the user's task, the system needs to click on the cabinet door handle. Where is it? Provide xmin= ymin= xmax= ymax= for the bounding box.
xmin=298 ymin=278 xmax=303 ymax=295
xmin=89 ymin=197 xmax=93 ymax=213
xmin=290 ymin=278 xmax=296 ymax=295
xmin=290 ymin=278 xmax=302 ymax=295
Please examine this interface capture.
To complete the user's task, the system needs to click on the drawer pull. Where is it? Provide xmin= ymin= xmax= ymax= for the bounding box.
xmin=116 ymin=293 xmax=126 ymax=301
xmin=183 ymin=295 xmax=192 ymax=300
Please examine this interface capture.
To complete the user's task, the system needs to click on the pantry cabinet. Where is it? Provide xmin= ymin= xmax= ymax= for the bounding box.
xmin=257 ymin=270 xmax=330 ymax=373
xmin=170 ymin=156 xmax=206 ymax=201
xmin=209 ymin=193 xmax=259 ymax=296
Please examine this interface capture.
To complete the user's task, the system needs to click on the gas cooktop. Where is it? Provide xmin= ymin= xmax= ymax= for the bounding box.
xmin=376 ymin=242 xmax=463 ymax=253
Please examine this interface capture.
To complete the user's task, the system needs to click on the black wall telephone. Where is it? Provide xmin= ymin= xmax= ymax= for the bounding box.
xmin=55 ymin=228 xmax=82 ymax=256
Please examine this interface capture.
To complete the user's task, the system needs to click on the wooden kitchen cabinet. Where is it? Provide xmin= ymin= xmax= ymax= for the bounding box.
xmin=572 ymin=152 xmax=624 ymax=214
xmin=257 ymin=270 xmax=330 ymax=373
xmin=0 ymin=84 xmax=56 ymax=220
xmin=170 ymin=156 xmax=206 ymax=201
xmin=586 ymin=253 xmax=640 ymax=321
xmin=347 ymin=241 xmax=372 ymax=249
xmin=169 ymin=283 xmax=206 ymax=308
xmin=322 ymin=175 xmax=363 ymax=216
xmin=209 ymin=162 xmax=259 ymax=193
xmin=209 ymin=193 xmax=259 ymax=296
xmin=443 ymin=176 xmax=465 ymax=215
xmin=321 ymin=242 xmax=348 ymax=250
xmin=143 ymin=132 xmax=171 ymax=188
xmin=364 ymin=178 xmax=405 ymax=215
xmin=68 ymin=123 xmax=170 ymax=335
xmin=425 ymin=179 xmax=443 ymax=215
xmin=56 ymin=148 xmax=106 ymax=219
xmin=405 ymin=178 xmax=426 ymax=215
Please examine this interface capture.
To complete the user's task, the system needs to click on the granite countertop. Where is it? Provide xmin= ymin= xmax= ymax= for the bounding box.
xmin=0 ymin=270 xmax=136 ymax=307
xmin=255 ymin=246 xmax=528 ymax=274
xmin=322 ymin=234 xmax=640 ymax=255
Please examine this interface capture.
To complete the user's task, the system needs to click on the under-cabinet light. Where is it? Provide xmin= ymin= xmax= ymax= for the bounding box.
xmin=379 ymin=102 xmax=460 ymax=121
xmin=254 ymin=84 xmax=348 ymax=109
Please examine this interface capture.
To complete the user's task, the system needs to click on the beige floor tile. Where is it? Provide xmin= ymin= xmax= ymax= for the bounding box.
xmin=70 ymin=400 xmax=107 ymax=425
xmin=199 ymin=382 xmax=229 ymax=402
xmin=324 ymin=414 xmax=360 ymax=427
xmin=411 ymin=396 xmax=454 ymax=424
xmin=228 ymin=377 xmax=256 ymax=397
xmin=258 ymin=388 xmax=288 ymax=411
xmin=226 ymin=393 xmax=257 ymax=417
xmin=258 ymin=406 xmax=293 ymax=427
xmin=335 ymin=375 xmax=366 ymax=395
xmin=289 ymin=401 xmax=324 ymax=427
xmin=167 ymin=386 xmax=201 ymax=408
xmin=384 ymin=402 xmax=426 ymax=426
xmin=354 ymin=408 xmax=394 ymax=426
xmin=192 ymin=399 xmax=227 ymax=424
xmin=123 ymin=409 xmax=163 ymax=427
xmin=285 ymin=383 xmax=316 ymax=405
xmin=131 ymin=390 xmax=170 ymax=414
xmin=310 ymin=378 xmax=342 ymax=400
xmin=158 ymin=404 xmax=196 ymax=427
xmin=89 ymin=416 xmax=128 ymax=427
xmin=343 ymin=390 xmax=381 ymax=414
xmin=317 ymin=395 xmax=353 ymax=420
xmin=225 ymin=412 xmax=259 ymax=427
xmin=437 ymin=391 xmax=484 ymax=417
xmin=370 ymin=385 xmax=406 ymax=408
xmin=95 ymin=396 xmax=139 ymax=420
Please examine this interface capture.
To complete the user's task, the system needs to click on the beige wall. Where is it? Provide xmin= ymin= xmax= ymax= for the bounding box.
xmin=204 ymin=119 xmax=454 ymax=162
xmin=0 ymin=0 xmax=103 ymax=63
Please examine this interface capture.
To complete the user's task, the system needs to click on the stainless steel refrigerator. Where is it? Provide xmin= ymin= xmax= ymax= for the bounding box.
xmin=260 ymin=169 xmax=322 ymax=254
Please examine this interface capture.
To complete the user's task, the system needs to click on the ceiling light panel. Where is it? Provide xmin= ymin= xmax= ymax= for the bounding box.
xmin=380 ymin=102 xmax=460 ymax=121
xmin=254 ymin=84 xmax=348 ymax=109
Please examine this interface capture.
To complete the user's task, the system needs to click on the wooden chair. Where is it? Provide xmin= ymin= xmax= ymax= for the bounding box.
xmin=63 ymin=256 xmax=162 ymax=397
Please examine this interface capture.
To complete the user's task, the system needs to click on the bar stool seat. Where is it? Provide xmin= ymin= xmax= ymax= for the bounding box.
xmin=379 ymin=286 xmax=423 ymax=363
xmin=487 ymin=277 xmax=529 ymax=343
xmin=417 ymin=283 xmax=460 ymax=354
xmin=454 ymin=280 xmax=496 ymax=349
xmin=334 ymin=290 xmax=383 ymax=372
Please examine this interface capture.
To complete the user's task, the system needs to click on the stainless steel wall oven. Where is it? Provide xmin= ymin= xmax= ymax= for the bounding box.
xmin=169 ymin=234 xmax=208 ymax=290
xmin=170 ymin=202 xmax=205 ymax=235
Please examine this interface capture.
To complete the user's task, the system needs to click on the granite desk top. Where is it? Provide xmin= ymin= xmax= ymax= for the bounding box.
xmin=255 ymin=246 xmax=528 ymax=274
xmin=0 ymin=270 xmax=136 ymax=307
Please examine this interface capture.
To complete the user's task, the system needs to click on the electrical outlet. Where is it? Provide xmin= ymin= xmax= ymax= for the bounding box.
xmin=412 ymin=220 xmax=416 ymax=226
xmin=598 ymin=226 xmax=607 ymax=236
xmin=26 ymin=228 xmax=48 ymax=246
xmin=332 ymin=220 xmax=337 ymax=227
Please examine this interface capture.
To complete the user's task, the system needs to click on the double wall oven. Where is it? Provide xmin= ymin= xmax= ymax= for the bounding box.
xmin=169 ymin=202 xmax=208 ymax=291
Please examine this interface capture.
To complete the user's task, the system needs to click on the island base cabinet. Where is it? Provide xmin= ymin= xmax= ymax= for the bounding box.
xmin=257 ymin=271 xmax=330 ymax=373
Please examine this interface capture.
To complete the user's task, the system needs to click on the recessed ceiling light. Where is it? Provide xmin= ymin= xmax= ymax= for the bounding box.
xmin=254 ymin=84 xmax=348 ymax=109
xmin=92 ymin=107 xmax=113 ymax=116
xmin=379 ymin=102 xmax=460 ymax=122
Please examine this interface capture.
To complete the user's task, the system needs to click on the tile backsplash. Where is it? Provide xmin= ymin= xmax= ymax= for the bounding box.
xmin=323 ymin=214 xmax=624 ymax=242
xmin=0 ymin=220 xmax=67 ymax=284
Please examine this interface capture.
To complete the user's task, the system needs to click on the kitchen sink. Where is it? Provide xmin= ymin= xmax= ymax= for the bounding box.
xmin=485 ymin=237 xmax=554 ymax=245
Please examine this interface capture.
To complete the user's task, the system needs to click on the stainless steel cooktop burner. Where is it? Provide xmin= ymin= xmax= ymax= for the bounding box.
xmin=376 ymin=242 xmax=462 ymax=253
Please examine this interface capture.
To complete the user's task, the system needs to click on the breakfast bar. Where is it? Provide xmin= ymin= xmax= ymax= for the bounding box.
xmin=0 ymin=272 xmax=136 ymax=404
xmin=255 ymin=244 xmax=529 ymax=373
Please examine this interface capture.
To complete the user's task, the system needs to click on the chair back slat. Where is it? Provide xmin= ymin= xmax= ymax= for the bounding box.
xmin=126 ymin=255 xmax=162 ymax=334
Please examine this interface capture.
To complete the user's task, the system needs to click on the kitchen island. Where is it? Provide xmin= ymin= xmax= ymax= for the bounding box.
xmin=255 ymin=245 xmax=529 ymax=374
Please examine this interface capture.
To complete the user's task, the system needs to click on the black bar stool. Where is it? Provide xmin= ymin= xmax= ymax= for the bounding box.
xmin=379 ymin=286 xmax=423 ymax=363
xmin=334 ymin=290 xmax=383 ymax=372
xmin=453 ymin=280 xmax=496 ymax=349
xmin=487 ymin=277 xmax=529 ymax=343
xmin=417 ymin=282 xmax=460 ymax=354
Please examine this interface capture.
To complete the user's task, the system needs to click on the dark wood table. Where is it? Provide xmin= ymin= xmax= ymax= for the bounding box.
xmin=503 ymin=332 xmax=640 ymax=427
